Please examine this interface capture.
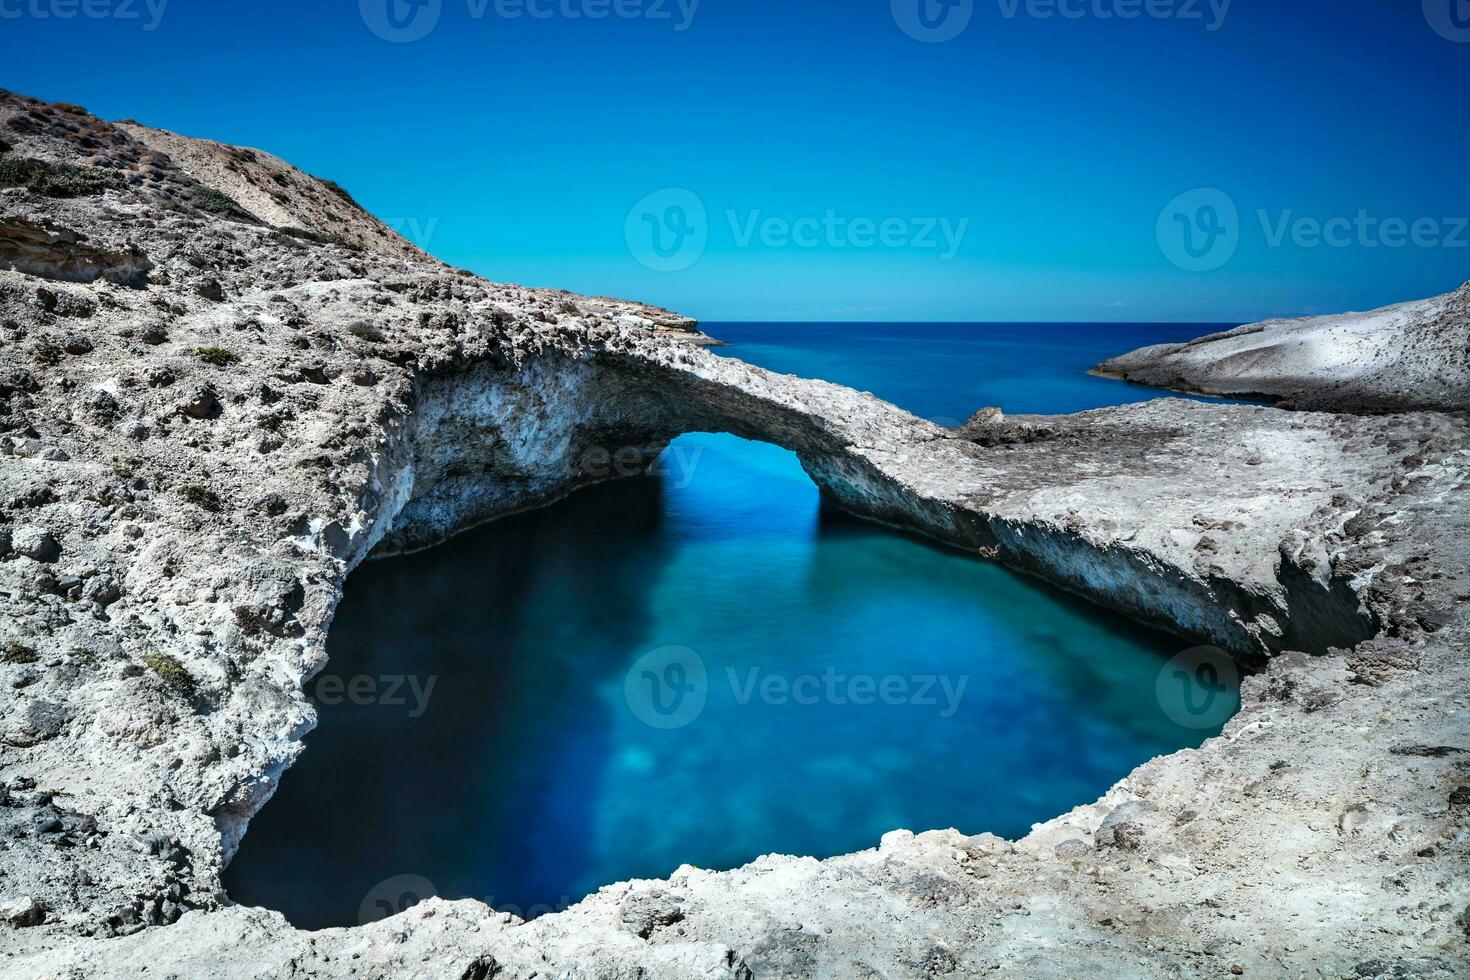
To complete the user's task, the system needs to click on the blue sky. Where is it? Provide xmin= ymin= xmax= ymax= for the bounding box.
xmin=3 ymin=0 xmax=1468 ymax=322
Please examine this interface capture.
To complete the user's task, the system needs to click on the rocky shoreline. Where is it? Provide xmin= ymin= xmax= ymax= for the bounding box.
xmin=1 ymin=91 xmax=1467 ymax=978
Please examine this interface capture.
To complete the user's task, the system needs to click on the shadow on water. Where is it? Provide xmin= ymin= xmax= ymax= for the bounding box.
xmin=225 ymin=433 xmax=1241 ymax=931
xmin=228 ymin=476 xmax=672 ymax=927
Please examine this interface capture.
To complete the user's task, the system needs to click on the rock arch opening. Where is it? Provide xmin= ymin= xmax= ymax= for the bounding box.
xmin=224 ymin=414 xmax=1240 ymax=930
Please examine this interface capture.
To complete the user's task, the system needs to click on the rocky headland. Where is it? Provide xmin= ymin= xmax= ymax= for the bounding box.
xmin=1094 ymin=286 xmax=1470 ymax=413
xmin=0 ymin=90 xmax=1466 ymax=978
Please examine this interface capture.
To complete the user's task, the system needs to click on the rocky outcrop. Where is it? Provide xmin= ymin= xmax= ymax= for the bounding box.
xmin=1094 ymin=283 xmax=1470 ymax=413
xmin=0 ymin=215 xmax=153 ymax=287
xmin=2 ymin=91 xmax=1467 ymax=978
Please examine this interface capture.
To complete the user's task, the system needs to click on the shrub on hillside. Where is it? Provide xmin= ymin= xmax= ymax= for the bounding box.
xmin=0 ymin=154 xmax=118 ymax=198
xmin=193 ymin=188 xmax=257 ymax=223
xmin=195 ymin=346 xmax=238 ymax=367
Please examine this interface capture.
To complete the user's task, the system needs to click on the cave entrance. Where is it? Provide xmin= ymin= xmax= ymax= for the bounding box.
xmin=223 ymin=432 xmax=1239 ymax=929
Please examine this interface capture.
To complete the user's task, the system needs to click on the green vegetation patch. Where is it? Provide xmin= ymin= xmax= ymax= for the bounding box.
xmin=0 ymin=154 xmax=119 ymax=198
xmin=193 ymin=188 xmax=258 ymax=223
xmin=195 ymin=346 xmax=238 ymax=367
xmin=2 ymin=642 xmax=39 ymax=665
xmin=142 ymin=650 xmax=197 ymax=700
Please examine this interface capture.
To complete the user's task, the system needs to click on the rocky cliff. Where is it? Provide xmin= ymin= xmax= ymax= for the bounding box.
xmin=1 ymin=90 xmax=1467 ymax=978
xmin=1094 ymin=285 xmax=1470 ymax=413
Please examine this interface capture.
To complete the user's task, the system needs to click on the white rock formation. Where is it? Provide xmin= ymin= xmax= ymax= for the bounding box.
xmin=1095 ymin=284 xmax=1470 ymax=412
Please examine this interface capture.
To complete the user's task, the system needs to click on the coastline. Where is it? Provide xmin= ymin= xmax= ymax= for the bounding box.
xmin=2 ymin=92 xmax=1467 ymax=978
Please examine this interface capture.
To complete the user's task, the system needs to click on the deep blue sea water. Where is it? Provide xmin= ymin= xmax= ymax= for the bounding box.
xmin=225 ymin=323 xmax=1243 ymax=929
xmin=706 ymin=321 xmax=1238 ymax=421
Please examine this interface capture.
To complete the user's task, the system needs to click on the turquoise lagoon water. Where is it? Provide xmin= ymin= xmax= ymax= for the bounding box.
xmin=224 ymin=323 xmax=1243 ymax=929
